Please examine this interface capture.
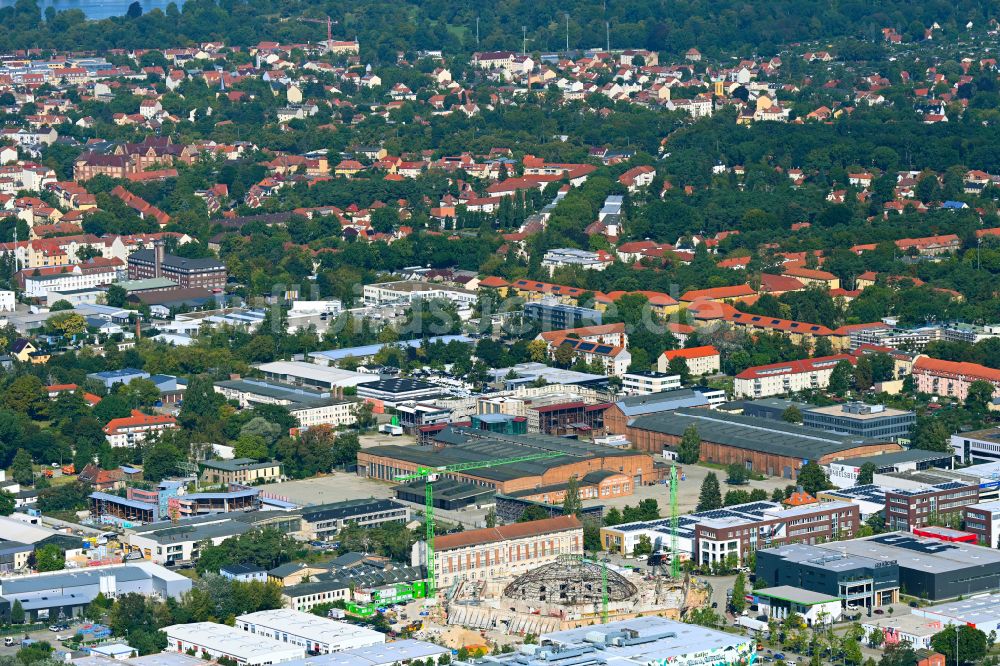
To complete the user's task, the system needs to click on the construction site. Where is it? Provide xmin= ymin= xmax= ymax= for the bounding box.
xmin=443 ymin=555 xmax=704 ymax=636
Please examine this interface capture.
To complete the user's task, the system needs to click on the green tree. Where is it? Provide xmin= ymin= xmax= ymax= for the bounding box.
xmin=0 ymin=489 xmax=14 ymax=516
xmin=517 ymin=505 xmax=550 ymax=523
xmin=931 ymin=625 xmax=989 ymax=666
xmin=797 ymin=462 xmax=832 ymax=496
xmin=857 ymin=462 xmax=877 ymax=485
xmin=3 ymin=375 xmax=48 ymax=419
xmin=233 ymin=434 xmax=269 ymax=460
xmin=10 ymin=598 xmax=24 ymax=624
xmin=912 ymin=417 xmax=950 ymax=452
xmin=782 ymin=405 xmax=802 ymax=423
xmin=563 ymin=475 xmax=582 ymax=517
xmin=731 ymin=571 xmax=747 ymax=613
xmin=106 ymin=284 xmax=128 ymax=307
xmin=34 ymin=544 xmax=65 ymax=571
xmin=965 ymin=380 xmax=996 ymax=415
xmin=697 ymin=472 xmax=722 ymax=511
xmin=668 ymin=356 xmax=691 ymax=383
xmin=843 ymin=636 xmax=863 ymax=665
xmin=828 ymin=360 xmax=853 ymax=395
xmin=726 ymin=462 xmax=749 ymax=485
xmin=485 ymin=508 xmax=497 ymax=528
xmin=10 ymin=448 xmax=33 ymax=486
xmin=142 ymin=441 xmax=182 ymax=483
xmin=677 ymin=425 xmax=701 ymax=464
xmin=633 ymin=534 xmax=653 ymax=556
xmin=16 ymin=641 xmax=53 ymax=664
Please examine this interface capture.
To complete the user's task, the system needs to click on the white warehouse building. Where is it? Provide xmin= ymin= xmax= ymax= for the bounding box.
xmin=234 ymin=609 xmax=385 ymax=654
xmin=163 ymin=622 xmax=306 ymax=666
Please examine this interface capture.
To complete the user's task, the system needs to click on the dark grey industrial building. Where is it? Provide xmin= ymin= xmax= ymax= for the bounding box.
xmin=802 ymin=402 xmax=915 ymax=441
xmin=759 ymin=532 xmax=1000 ymax=602
xmin=523 ymin=301 xmax=602 ymax=330
xmin=756 ymin=543 xmax=900 ymax=609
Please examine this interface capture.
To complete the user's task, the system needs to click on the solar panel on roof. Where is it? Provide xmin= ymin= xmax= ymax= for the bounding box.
xmin=771 ymin=319 xmax=780 ymax=325
xmin=752 ymin=316 xmax=761 ymax=322
xmin=811 ymin=326 xmax=820 ymax=331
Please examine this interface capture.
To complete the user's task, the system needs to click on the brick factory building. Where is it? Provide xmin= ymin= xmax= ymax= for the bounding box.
xmin=625 ymin=408 xmax=901 ymax=479
xmin=357 ymin=427 xmax=664 ymax=503
xmin=411 ymin=515 xmax=583 ymax=589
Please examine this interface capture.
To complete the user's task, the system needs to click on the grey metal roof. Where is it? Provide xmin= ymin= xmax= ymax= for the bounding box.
xmin=837 ymin=449 xmax=954 ymax=468
xmin=614 ymin=389 xmax=708 ymax=417
xmin=300 ymin=498 xmax=405 ymax=522
xmin=629 ymin=408 xmax=882 ymax=459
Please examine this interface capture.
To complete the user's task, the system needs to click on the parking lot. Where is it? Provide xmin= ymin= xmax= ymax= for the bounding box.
xmin=267 ymin=470 xmax=396 ymax=506
xmin=0 ymin=621 xmax=81 ymax=657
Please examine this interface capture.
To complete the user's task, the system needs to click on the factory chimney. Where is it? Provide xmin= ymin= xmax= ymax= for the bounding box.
xmin=153 ymin=239 xmax=165 ymax=278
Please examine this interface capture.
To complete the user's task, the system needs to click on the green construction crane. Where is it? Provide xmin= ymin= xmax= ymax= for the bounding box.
xmin=670 ymin=465 xmax=680 ymax=578
xmin=395 ymin=451 xmax=563 ymax=597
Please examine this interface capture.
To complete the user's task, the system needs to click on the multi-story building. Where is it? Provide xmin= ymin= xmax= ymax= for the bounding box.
xmin=214 ymin=378 xmax=359 ymax=429
xmin=540 ymin=248 xmax=613 ymax=274
xmin=361 ymin=280 xmax=478 ymax=309
xmin=621 ymin=371 xmax=681 ymax=395
xmin=299 ymin=499 xmax=410 ymax=542
xmin=412 ymin=515 xmax=583 ymax=588
xmin=127 ymin=243 xmax=227 ymax=289
xmin=537 ymin=323 xmax=627 ymax=349
xmin=103 ymin=409 xmax=178 ymax=447
xmin=756 ymin=542 xmax=900 ymax=609
xmin=912 ymin=356 xmax=1000 ymax=402
xmin=885 ymin=482 xmax=979 ymax=532
xmin=543 ymin=336 xmax=631 ymax=376
xmin=962 ymin=501 xmax=1000 ymax=547
xmin=523 ymin=300 xmax=603 ymax=329
xmin=951 ymin=427 xmax=1000 ymax=464
xmin=802 ymin=403 xmax=916 ymax=441
xmin=17 ymin=258 xmax=123 ymax=299
xmin=600 ymin=500 xmax=860 ymax=565
xmin=199 ymin=458 xmax=282 ymax=485
xmin=733 ymin=355 xmax=855 ymax=399
xmin=658 ymin=345 xmax=721 ymax=376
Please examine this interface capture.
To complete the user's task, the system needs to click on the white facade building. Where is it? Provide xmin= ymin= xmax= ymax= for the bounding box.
xmin=163 ymin=623 xmax=306 ymax=666
xmin=234 ymin=609 xmax=384 ymax=654
xmin=0 ymin=290 xmax=13 ymax=312
xmin=362 ymin=280 xmax=477 ymax=308
xmin=622 ymin=371 xmax=682 ymax=395
xmin=541 ymin=248 xmax=613 ymax=274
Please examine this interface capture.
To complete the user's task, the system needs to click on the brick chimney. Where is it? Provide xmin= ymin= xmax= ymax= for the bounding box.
xmin=153 ymin=239 xmax=165 ymax=278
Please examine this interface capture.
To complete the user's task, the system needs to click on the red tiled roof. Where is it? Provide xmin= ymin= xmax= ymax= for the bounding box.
xmin=435 ymin=515 xmax=582 ymax=551
xmin=913 ymin=357 xmax=1000 ymax=383
xmin=735 ymin=354 xmax=855 ymax=380
xmin=661 ymin=345 xmax=719 ymax=361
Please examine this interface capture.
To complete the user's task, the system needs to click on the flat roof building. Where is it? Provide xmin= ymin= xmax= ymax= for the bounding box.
xmin=277 ymin=639 xmax=449 ymax=666
xmin=163 ymin=622 xmax=305 ymax=665
xmin=234 ymin=609 xmax=384 ymax=654
xmin=826 ymin=449 xmax=954 ymax=489
xmin=456 ymin=616 xmax=753 ymax=666
xmin=912 ymin=593 xmax=1000 ymax=634
xmin=803 ymin=402 xmax=915 ymax=442
xmin=256 ymin=362 xmax=377 ymax=390
xmin=298 ymin=499 xmax=409 ymax=542
xmin=0 ymin=561 xmax=191 ymax=622
xmin=626 ymin=408 xmax=900 ymax=480
xmin=822 ymin=532 xmax=1000 ymax=600
xmin=756 ymin=542 xmax=900 ymax=609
